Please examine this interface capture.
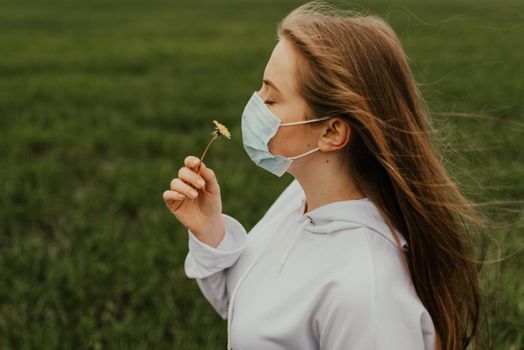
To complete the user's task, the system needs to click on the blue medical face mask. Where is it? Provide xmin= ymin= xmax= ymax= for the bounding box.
xmin=241 ymin=91 xmax=333 ymax=177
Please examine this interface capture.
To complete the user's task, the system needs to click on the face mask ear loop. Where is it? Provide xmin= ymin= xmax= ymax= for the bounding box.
xmin=279 ymin=116 xmax=333 ymax=126
xmin=287 ymin=147 xmax=321 ymax=160
xmin=277 ymin=116 xmax=330 ymax=161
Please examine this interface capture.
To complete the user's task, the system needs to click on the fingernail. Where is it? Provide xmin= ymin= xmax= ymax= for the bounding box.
xmin=190 ymin=190 xmax=198 ymax=198
xmin=197 ymin=179 xmax=205 ymax=187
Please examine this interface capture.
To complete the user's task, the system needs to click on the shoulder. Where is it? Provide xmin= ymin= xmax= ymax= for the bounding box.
xmin=315 ymin=226 xmax=437 ymax=349
xmin=328 ymin=225 xmax=421 ymax=312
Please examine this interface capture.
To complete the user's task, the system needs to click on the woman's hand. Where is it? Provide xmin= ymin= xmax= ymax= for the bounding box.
xmin=162 ymin=155 xmax=225 ymax=247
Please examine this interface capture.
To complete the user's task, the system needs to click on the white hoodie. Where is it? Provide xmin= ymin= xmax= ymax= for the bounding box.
xmin=184 ymin=179 xmax=437 ymax=350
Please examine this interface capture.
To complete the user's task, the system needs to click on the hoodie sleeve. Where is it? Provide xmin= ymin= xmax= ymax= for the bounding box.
xmin=184 ymin=213 xmax=248 ymax=320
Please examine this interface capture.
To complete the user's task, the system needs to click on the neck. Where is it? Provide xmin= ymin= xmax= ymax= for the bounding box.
xmin=292 ymin=157 xmax=365 ymax=214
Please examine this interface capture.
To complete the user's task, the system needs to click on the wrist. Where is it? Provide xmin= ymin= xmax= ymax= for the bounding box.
xmin=193 ymin=214 xmax=225 ymax=248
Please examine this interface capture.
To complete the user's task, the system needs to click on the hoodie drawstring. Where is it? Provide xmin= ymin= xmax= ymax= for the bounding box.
xmin=226 ymin=215 xmax=310 ymax=349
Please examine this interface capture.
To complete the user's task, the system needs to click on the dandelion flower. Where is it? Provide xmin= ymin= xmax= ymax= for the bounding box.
xmin=213 ymin=120 xmax=231 ymax=139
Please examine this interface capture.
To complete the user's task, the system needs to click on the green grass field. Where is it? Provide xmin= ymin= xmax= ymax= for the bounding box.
xmin=1 ymin=0 xmax=522 ymax=348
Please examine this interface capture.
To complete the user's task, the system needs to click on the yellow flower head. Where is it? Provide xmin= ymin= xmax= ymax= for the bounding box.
xmin=212 ymin=120 xmax=231 ymax=139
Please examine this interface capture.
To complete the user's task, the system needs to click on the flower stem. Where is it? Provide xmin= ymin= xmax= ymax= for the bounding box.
xmin=196 ymin=132 xmax=219 ymax=173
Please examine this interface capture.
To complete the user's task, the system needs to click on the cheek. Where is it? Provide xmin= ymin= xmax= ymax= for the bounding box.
xmin=268 ymin=128 xmax=288 ymax=154
xmin=268 ymin=126 xmax=309 ymax=156
xmin=266 ymin=103 xmax=310 ymax=156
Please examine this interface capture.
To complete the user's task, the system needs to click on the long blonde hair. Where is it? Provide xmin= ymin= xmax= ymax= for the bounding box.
xmin=277 ymin=2 xmax=488 ymax=349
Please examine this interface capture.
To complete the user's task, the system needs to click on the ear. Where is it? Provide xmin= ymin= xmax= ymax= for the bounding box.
xmin=319 ymin=118 xmax=352 ymax=151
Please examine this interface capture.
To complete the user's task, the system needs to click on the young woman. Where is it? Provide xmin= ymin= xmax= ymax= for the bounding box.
xmin=163 ymin=2 xmax=484 ymax=349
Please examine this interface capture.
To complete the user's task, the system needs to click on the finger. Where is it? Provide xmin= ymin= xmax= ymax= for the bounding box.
xmin=163 ymin=190 xmax=186 ymax=202
xmin=183 ymin=155 xmax=220 ymax=195
xmin=196 ymin=160 xmax=220 ymax=195
xmin=170 ymin=178 xmax=198 ymax=199
xmin=178 ymin=166 xmax=206 ymax=190
xmin=185 ymin=155 xmax=201 ymax=169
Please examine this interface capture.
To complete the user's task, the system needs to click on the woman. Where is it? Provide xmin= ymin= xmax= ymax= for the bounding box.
xmin=163 ymin=2 xmax=484 ymax=349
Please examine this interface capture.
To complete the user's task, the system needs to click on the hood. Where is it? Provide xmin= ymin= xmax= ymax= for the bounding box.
xmin=277 ymin=196 xmax=409 ymax=273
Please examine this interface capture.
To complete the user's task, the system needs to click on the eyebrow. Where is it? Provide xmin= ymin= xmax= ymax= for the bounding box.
xmin=263 ymin=79 xmax=281 ymax=94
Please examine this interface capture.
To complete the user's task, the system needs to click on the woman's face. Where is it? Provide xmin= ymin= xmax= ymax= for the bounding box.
xmin=258 ymin=38 xmax=324 ymax=159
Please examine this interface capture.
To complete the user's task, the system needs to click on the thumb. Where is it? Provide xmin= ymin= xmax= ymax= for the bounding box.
xmin=198 ymin=161 xmax=220 ymax=195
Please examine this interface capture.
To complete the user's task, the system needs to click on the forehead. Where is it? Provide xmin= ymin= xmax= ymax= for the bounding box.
xmin=264 ymin=39 xmax=299 ymax=94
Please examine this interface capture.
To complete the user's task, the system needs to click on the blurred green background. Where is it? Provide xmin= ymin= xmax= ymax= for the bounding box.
xmin=1 ymin=0 xmax=522 ymax=349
